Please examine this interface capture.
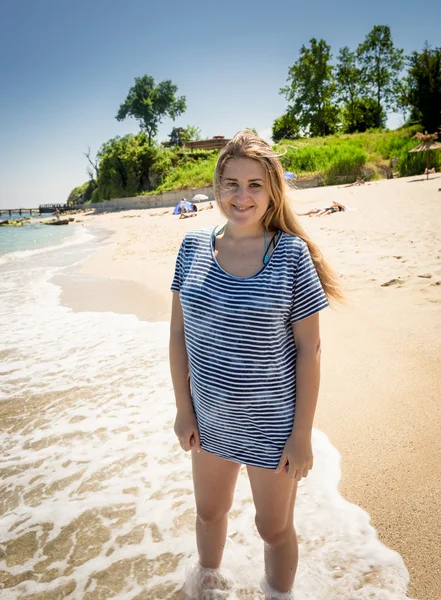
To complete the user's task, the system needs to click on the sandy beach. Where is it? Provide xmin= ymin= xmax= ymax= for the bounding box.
xmin=59 ymin=175 xmax=441 ymax=599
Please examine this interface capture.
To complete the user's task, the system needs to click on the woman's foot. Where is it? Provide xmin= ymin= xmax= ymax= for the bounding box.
xmin=260 ymin=578 xmax=294 ymax=600
xmin=184 ymin=563 xmax=230 ymax=599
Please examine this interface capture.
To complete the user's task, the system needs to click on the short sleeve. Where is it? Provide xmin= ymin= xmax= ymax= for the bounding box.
xmin=290 ymin=243 xmax=329 ymax=323
xmin=171 ymin=237 xmax=186 ymax=292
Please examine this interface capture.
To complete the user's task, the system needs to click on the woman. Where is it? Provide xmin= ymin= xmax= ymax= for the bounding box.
xmin=169 ymin=130 xmax=342 ymax=599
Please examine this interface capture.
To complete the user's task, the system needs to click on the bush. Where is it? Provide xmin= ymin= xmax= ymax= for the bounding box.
xmin=397 ymin=149 xmax=441 ymax=177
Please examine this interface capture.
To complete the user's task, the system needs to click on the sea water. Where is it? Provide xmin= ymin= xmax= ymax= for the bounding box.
xmin=0 ymin=225 xmax=414 ymax=599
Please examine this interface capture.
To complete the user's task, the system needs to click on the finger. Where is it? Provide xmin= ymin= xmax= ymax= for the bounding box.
xmin=275 ymin=454 xmax=288 ymax=473
xmin=180 ymin=438 xmax=191 ymax=452
xmin=192 ymin=428 xmax=201 ymax=453
xmin=287 ymin=462 xmax=298 ymax=479
xmin=295 ymin=469 xmax=303 ymax=482
xmin=302 ymin=467 xmax=309 ymax=478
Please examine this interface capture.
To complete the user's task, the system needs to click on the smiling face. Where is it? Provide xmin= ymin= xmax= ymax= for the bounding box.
xmin=219 ymin=158 xmax=271 ymax=230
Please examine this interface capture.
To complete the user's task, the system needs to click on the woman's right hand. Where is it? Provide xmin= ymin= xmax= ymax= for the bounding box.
xmin=174 ymin=407 xmax=201 ymax=452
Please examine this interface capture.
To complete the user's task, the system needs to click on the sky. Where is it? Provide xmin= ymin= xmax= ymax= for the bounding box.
xmin=0 ymin=0 xmax=439 ymax=209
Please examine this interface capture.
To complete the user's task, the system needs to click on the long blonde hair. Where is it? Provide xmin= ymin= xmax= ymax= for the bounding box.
xmin=214 ymin=129 xmax=343 ymax=303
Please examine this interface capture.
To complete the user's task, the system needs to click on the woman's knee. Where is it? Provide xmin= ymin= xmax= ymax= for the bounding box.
xmin=196 ymin=504 xmax=230 ymax=526
xmin=254 ymin=514 xmax=294 ymax=546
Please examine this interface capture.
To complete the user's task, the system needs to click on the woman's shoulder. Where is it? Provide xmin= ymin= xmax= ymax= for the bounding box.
xmin=280 ymin=232 xmax=307 ymax=255
xmin=183 ymin=227 xmax=213 ymax=246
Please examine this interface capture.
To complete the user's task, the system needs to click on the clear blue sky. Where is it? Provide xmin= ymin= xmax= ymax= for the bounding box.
xmin=1 ymin=0 xmax=439 ymax=208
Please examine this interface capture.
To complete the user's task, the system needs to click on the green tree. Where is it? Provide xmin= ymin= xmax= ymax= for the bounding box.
xmin=357 ymin=25 xmax=404 ymax=128
xmin=272 ymin=112 xmax=301 ymax=142
xmin=341 ymin=97 xmax=386 ymax=133
xmin=281 ymin=38 xmax=339 ymax=137
xmin=96 ymin=133 xmax=162 ymax=199
xmin=116 ymin=76 xmax=186 ymax=145
xmin=406 ymin=44 xmax=441 ymax=132
xmin=168 ymin=125 xmax=202 ymax=147
xmin=335 ymin=47 xmax=362 ymax=132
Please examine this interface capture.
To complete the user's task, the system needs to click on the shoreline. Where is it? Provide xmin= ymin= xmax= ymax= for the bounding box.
xmin=55 ymin=177 xmax=441 ymax=599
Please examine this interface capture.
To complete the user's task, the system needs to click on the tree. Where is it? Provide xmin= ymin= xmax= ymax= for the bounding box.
xmin=341 ymin=97 xmax=386 ymax=133
xmin=357 ymin=25 xmax=404 ymax=128
xmin=272 ymin=112 xmax=301 ymax=142
xmin=116 ymin=75 xmax=186 ymax=145
xmin=335 ymin=47 xmax=362 ymax=132
xmin=168 ymin=125 xmax=202 ymax=147
xmin=84 ymin=146 xmax=99 ymax=180
xmin=406 ymin=44 xmax=441 ymax=132
xmin=281 ymin=38 xmax=339 ymax=137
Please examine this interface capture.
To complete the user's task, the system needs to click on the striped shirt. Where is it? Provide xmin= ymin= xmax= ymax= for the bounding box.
xmin=171 ymin=227 xmax=329 ymax=469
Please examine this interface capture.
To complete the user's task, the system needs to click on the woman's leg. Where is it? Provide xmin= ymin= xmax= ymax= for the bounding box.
xmin=247 ymin=465 xmax=298 ymax=595
xmin=192 ymin=449 xmax=241 ymax=568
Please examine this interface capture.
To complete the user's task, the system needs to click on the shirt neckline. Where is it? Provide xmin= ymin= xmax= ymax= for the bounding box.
xmin=209 ymin=225 xmax=284 ymax=281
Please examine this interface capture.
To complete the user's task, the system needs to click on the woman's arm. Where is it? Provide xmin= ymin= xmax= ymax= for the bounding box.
xmin=276 ymin=313 xmax=322 ymax=479
xmin=169 ymin=291 xmax=193 ymax=412
xmin=169 ymin=291 xmax=200 ymax=451
xmin=291 ymin=312 xmax=322 ymax=435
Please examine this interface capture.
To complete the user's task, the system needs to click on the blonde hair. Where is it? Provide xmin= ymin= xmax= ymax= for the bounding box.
xmin=214 ymin=129 xmax=343 ymax=304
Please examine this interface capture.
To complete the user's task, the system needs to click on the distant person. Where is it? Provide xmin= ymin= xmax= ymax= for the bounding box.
xmin=344 ymin=178 xmax=365 ymax=187
xmin=54 ymin=207 xmax=61 ymax=220
xmin=207 ymin=202 xmax=214 ymax=209
xmin=298 ymin=201 xmax=349 ymax=217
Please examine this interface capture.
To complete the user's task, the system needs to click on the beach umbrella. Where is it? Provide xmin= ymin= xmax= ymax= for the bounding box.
xmin=284 ymin=172 xmax=296 ymax=180
xmin=192 ymin=194 xmax=209 ymax=202
xmin=408 ymin=131 xmax=441 ymax=179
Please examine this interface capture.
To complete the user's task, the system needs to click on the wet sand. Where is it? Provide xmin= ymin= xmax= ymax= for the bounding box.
xmin=60 ymin=176 xmax=441 ymax=599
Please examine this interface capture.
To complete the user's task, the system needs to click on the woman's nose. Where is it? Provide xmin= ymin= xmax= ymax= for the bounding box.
xmin=235 ymin=186 xmax=248 ymax=201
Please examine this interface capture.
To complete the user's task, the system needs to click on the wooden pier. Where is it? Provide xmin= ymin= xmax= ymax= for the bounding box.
xmin=0 ymin=208 xmax=39 ymax=217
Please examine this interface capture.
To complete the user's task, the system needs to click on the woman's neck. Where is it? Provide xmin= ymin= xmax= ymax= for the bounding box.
xmin=224 ymin=221 xmax=264 ymax=241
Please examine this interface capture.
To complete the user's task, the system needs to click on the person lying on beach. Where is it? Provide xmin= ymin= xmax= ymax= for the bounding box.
xmin=179 ymin=210 xmax=197 ymax=219
xmin=344 ymin=178 xmax=365 ymax=187
xmin=170 ymin=129 xmax=342 ymax=599
xmin=298 ymin=201 xmax=349 ymax=217
xmin=424 ymin=167 xmax=436 ymax=175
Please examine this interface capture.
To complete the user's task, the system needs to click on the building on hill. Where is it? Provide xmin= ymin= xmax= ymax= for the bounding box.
xmin=184 ymin=137 xmax=230 ymax=151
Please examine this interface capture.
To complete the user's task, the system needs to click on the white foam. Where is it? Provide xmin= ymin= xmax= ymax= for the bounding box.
xmin=0 ymin=254 xmax=414 ymax=599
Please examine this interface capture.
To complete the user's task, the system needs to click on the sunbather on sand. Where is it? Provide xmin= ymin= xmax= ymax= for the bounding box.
xmin=298 ymin=201 xmax=349 ymax=217
xmin=344 ymin=178 xmax=365 ymax=187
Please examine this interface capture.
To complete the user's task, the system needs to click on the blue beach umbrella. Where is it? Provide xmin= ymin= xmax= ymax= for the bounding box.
xmin=284 ymin=172 xmax=296 ymax=180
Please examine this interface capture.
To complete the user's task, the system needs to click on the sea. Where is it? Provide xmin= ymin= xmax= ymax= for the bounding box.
xmin=0 ymin=218 xmax=414 ymax=599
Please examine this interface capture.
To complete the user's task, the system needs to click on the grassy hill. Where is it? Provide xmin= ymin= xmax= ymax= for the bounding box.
xmin=142 ymin=126 xmax=436 ymax=195
xmin=276 ymin=125 xmax=434 ymax=186
xmin=74 ymin=126 xmax=438 ymax=204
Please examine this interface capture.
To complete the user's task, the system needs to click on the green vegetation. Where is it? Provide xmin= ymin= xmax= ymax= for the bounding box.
xmin=276 ymin=26 xmax=404 ymax=139
xmin=276 ymin=126 xmax=435 ymax=184
xmin=77 ymin=127 xmax=435 ymax=200
xmin=116 ymin=76 xmax=186 ymax=146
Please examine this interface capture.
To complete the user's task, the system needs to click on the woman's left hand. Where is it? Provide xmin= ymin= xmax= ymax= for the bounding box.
xmin=275 ymin=430 xmax=313 ymax=481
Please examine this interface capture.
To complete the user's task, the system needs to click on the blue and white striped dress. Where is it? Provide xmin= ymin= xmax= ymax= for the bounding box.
xmin=171 ymin=227 xmax=329 ymax=469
